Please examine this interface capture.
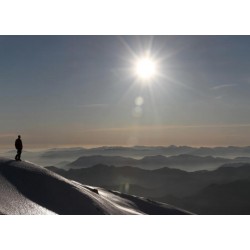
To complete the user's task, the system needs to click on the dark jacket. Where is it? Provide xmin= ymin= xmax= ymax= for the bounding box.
xmin=15 ymin=138 xmax=23 ymax=150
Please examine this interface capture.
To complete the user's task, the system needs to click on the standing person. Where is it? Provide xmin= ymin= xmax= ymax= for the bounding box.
xmin=15 ymin=135 xmax=23 ymax=161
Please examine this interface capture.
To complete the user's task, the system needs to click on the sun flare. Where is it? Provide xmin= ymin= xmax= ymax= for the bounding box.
xmin=135 ymin=57 xmax=157 ymax=80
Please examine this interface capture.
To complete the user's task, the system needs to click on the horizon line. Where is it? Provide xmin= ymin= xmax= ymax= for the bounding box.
xmin=1 ymin=144 xmax=250 ymax=152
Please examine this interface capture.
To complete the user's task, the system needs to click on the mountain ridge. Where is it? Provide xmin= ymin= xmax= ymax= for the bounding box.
xmin=0 ymin=157 xmax=188 ymax=215
xmin=39 ymin=145 xmax=250 ymax=159
xmin=47 ymin=162 xmax=250 ymax=203
xmin=65 ymin=154 xmax=250 ymax=171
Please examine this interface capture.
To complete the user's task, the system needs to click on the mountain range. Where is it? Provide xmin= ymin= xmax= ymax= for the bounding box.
xmin=47 ymin=163 xmax=250 ymax=214
xmin=65 ymin=154 xmax=250 ymax=171
xmin=4 ymin=145 xmax=250 ymax=169
xmin=162 ymin=180 xmax=250 ymax=215
xmin=40 ymin=145 xmax=250 ymax=158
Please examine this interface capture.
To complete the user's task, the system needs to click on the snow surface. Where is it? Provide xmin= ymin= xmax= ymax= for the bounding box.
xmin=0 ymin=158 xmax=190 ymax=215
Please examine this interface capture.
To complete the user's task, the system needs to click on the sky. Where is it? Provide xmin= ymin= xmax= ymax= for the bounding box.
xmin=1 ymin=35 xmax=250 ymax=149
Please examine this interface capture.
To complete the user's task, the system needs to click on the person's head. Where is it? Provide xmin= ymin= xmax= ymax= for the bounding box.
xmin=18 ymin=135 xmax=21 ymax=139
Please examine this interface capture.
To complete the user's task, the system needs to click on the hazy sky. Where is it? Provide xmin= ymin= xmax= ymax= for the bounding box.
xmin=1 ymin=35 xmax=250 ymax=149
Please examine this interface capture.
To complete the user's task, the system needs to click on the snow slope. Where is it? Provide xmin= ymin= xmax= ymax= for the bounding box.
xmin=0 ymin=158 xmax=190 ymax=215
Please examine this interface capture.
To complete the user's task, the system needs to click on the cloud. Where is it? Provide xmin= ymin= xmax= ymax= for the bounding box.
xmin=211 ymin=84 xmax=237 ymax=90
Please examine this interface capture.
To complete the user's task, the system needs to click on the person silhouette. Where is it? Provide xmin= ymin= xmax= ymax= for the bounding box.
xmin=15 ymin=135 xmax=23 ymax=161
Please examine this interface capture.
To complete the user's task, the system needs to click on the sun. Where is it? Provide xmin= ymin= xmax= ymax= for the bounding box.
xmin=135 ymin=57 xmax=157 ymax=80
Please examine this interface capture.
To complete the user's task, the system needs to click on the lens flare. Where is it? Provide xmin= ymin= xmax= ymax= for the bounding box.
xmin=135 ymin=96 xmax=144 ymax=106
xmin=132 ymin=106 xmax=143 ymax=118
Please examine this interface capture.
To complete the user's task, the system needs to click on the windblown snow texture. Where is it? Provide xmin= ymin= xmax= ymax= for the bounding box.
xmin=0 ymin=158 xmax=190 ymax=215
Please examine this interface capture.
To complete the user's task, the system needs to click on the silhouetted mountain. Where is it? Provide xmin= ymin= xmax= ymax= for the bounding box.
xmin=161 ymin=180 xmax=250 ymax=215
xmin=66 ymin=154 xmax=243 ymax=171
xmin=6 ymin=145 xmax=250 ymax=169
xmin=192 ymin=146 xmax=250 ymax=157
xmin=67 ymin=155 xmax=136 ymax=169
xmin=0 ymin=158 xmax=188 ymax=215
xmin=47 ymin=164 xmax=197 ymax=197
xmin=47 ymin=163 xmax=250 ymax=214
xmin=47 ymin=163 xmax=250 ymax=197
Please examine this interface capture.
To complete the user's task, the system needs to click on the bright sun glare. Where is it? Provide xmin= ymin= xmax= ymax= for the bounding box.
xmin=135 ymin=57 xmax=157 ymax=80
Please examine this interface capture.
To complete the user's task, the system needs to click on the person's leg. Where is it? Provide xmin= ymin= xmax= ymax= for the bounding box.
xmin=19 ymin=150 xmax=22 ymax=161
xmin=15 ymin=151 xmax=18 ymax=160
xmin=17 ymin=149 xmax=21 ymax=161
